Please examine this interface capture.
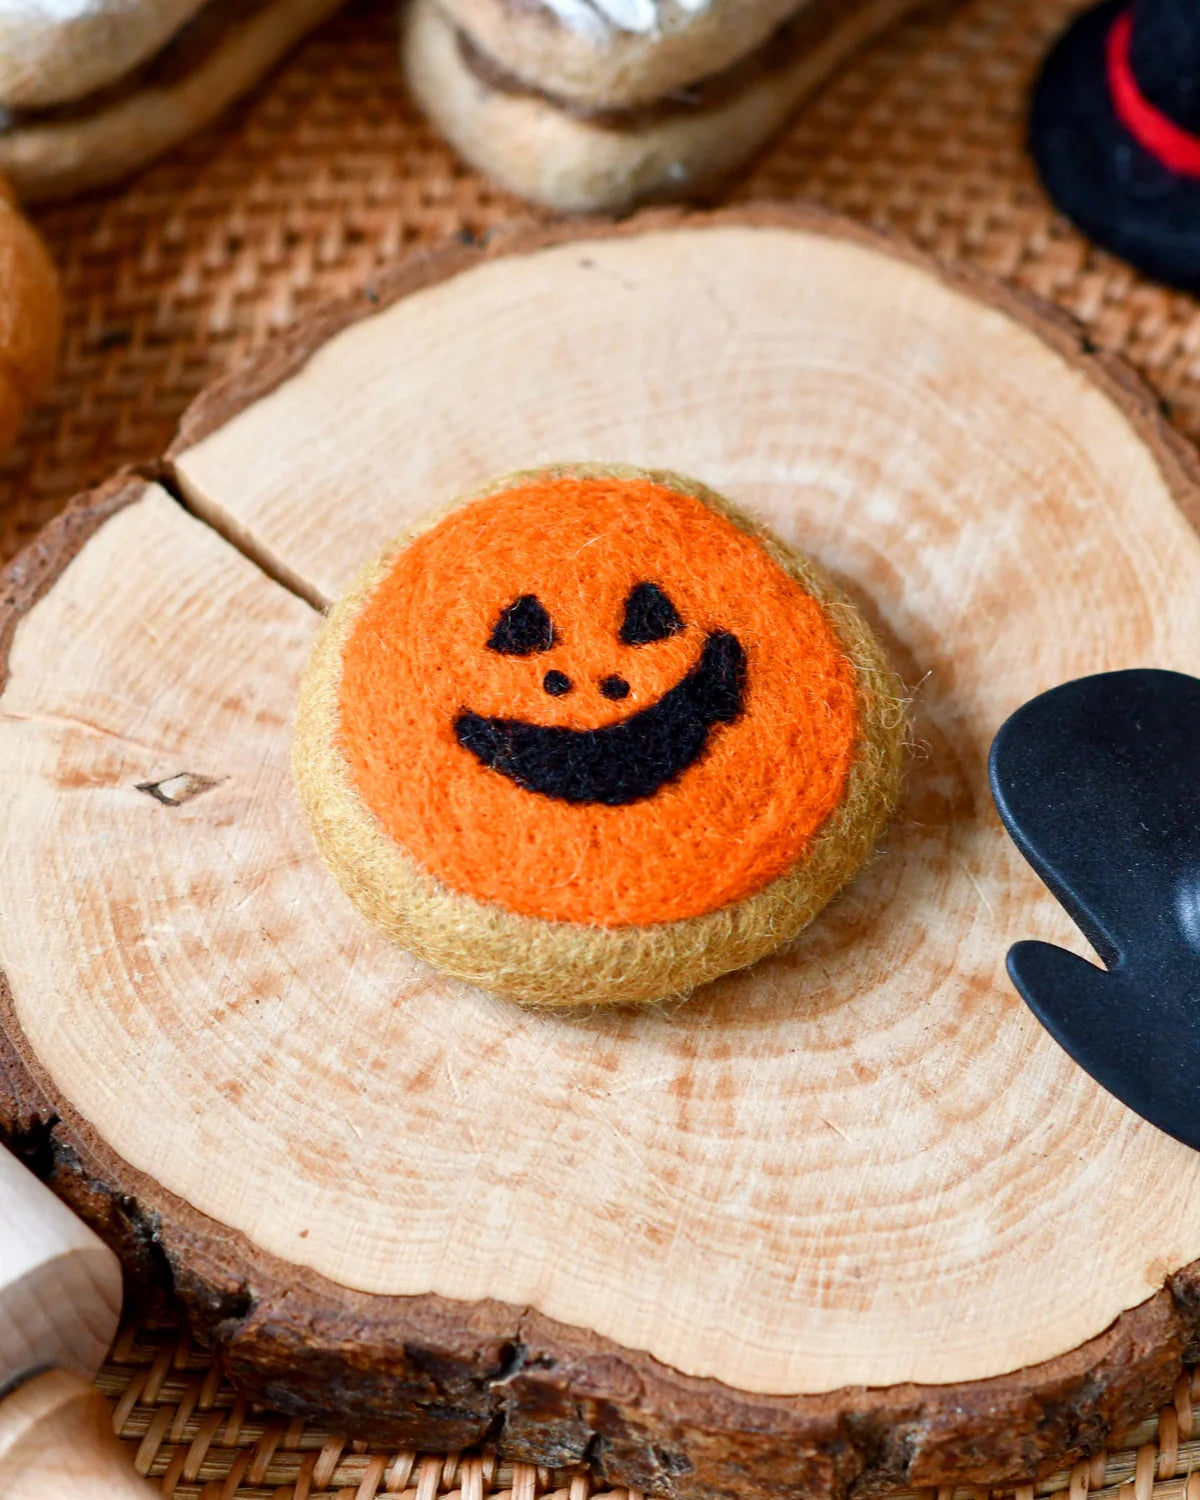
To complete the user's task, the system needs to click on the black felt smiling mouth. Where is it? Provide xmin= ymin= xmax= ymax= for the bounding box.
xmin=455 ymin=631 xmax=745 ymax=806
xmin=454 ymin=583 xmax=746 ymax=806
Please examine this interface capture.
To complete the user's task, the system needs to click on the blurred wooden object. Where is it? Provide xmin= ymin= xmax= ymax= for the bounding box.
xmin=0 ymin=1149 xmax=150 ymax=1496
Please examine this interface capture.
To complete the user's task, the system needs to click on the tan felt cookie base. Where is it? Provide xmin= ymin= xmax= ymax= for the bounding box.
xmin=294 ymin=463 xmax=905 ymax=1008
xmin=400 ymin=0 xmax=932 ymax=213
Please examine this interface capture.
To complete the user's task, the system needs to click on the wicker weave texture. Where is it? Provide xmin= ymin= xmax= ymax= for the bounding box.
xmin=5 ymin=0 xmax=1200 ymax=1491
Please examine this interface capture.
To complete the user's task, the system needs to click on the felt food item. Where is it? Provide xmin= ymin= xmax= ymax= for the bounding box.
xmin=0 ymin=0 xmax=347 ymax=202
xmin=294 ymin=463 xmax=904 ymax=1007
xmin=0 ymin=171 xmax=59 ymax=455
xmin=1032 ymin=0 xmax=1200 ymax=293
xmin=400 ymin=0 xmax=934 ymax=214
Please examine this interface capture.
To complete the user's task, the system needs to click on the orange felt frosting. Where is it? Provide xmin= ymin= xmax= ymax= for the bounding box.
xmin=337 ymin=474 xmax=858 ymax=928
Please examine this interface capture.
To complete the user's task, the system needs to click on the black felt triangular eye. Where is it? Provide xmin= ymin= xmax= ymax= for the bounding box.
xmin=487 ymin=595 xmax=555 ymax=655
xmin=620 ymin=582 xmax=684 ymax=646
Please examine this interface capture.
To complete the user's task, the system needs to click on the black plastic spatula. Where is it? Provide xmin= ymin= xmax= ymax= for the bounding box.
xmin=989 ymin=668 xmax=1200 ymax=1151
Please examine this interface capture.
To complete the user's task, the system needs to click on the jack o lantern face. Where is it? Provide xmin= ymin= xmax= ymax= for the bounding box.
xmin=454 ymin=582 xmax=746 ymax=805
xmin=337 ymin=474 xmax=858 ymax=928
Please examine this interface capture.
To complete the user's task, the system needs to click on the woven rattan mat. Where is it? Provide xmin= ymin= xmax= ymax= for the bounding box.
xmin=6 ymin=0 xmax=1200 ymax=1493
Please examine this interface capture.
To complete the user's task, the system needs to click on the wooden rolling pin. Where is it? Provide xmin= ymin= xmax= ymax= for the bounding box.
xmin=0 ymin=1144 xmax=152 ymax=1495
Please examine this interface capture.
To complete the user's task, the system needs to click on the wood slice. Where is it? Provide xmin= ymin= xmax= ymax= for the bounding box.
xmin=4 ymin=209 xmax=1200 ymax=1500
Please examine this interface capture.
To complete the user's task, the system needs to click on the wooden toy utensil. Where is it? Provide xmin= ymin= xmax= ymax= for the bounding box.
xmin=0 ymin=1144 xmax=152 ymax=1496
xmin=990 ymin=667 xmax=1200 ymax=1152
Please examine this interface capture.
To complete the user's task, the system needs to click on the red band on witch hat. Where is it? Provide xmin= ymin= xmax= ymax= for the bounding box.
xmin=1108 ymin=8 xmax=1200 ymax=178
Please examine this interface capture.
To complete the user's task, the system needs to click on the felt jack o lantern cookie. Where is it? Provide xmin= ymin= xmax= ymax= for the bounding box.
xmin=294 ymin=464 xmax=905 ymax=1007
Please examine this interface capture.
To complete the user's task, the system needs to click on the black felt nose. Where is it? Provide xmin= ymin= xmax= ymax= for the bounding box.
xmin=600 ymin=675 xmax=630 ymax=701
xmin=543 ymin=670 xmax=572 ymax=696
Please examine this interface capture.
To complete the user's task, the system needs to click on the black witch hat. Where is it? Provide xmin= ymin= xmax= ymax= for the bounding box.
xmin=1032 ymin=0 xmax=1200 ymax=292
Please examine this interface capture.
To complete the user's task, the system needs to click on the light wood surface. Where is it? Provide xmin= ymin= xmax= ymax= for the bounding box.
xmin=0 ymin=1369 xmax=151 ymax=1498
xmin=6 ymin=213 xmax=1200 ymax=1494
xmin=0 ymin=1147 xmax=121 ymax=1389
